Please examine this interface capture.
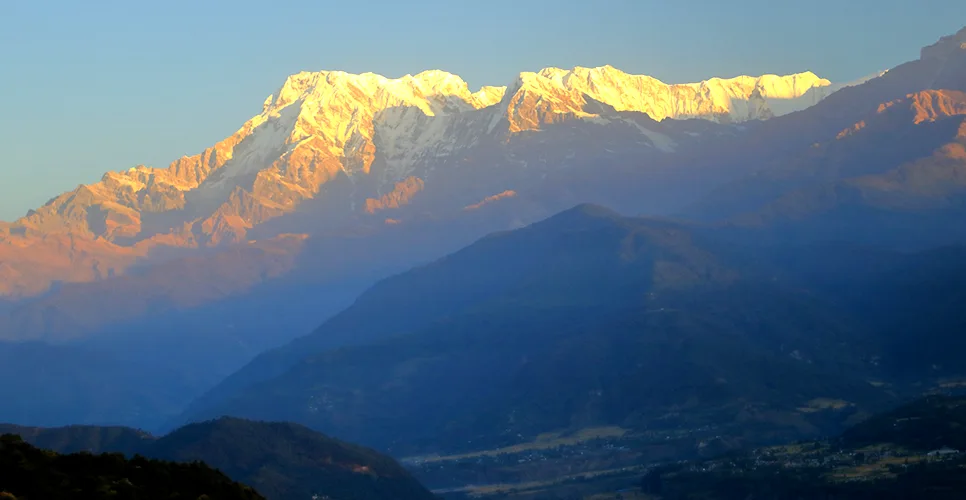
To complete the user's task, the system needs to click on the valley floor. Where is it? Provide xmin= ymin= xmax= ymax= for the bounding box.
xmin=406 ymin=386 xmax=966 ymax=499
xmin=405 ymin=424 xmax=717 ymax=499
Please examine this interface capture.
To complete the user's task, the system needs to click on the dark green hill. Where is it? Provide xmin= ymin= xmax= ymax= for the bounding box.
xmin=181 ymin=204 xmax=891 ymax=456
xmin=0 ymin=433 xmax=263 ymax=500
xmin=840 ymin=395 xmax=966 ymax=452
xmin=841 ymin=247 xmax=966 ymax=381
xmin=149 ymin=418 xmax=436 ymax=500
xmin=747 ymin=243 xmax=966 ymax=382
xmin=1 ymin=418 xmax=435 ymax=500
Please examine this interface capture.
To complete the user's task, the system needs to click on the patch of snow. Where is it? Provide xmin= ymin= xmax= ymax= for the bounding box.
xmin=623 ymin=119 xmax=677 ymax=153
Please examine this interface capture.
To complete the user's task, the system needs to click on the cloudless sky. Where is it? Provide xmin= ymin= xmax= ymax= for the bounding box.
xmin=1 ymin=0 xmax=965 ymax=220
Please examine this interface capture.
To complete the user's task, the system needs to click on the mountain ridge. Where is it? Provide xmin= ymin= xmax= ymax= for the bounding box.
xmin=6 ymin=66 xmax=831 ymax=234
xmin=0 ymin=417 xmax=437 ymax=500
xmin=176 ymin=204 xmax=901 ymax=455
xmin=687 ymin=88 xmax=966 ymax=248
xmin=0 ymin=65 xmax=836 ymax=301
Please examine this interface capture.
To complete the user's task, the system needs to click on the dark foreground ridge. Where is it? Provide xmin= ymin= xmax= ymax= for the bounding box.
xmin=0 ymin=417 xmax=436 ymax=500
xmin=0 ymin=433 xmax=264 ymax=500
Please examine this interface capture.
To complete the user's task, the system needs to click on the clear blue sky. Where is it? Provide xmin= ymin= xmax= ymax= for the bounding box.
xmin=2 ymin=0 xmax=965 ymax=221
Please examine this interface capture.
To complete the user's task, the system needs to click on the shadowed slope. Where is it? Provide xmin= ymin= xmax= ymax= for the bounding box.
xmin=181 ymin=205 xmax=889 ymax=455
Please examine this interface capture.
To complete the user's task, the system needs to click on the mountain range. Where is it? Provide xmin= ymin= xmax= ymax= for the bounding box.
xmin=1 ymin=25 xmax=966 ymax=454
xmin=0 ymin=67 xmax=839 ymax=308
xmin=0 ymin=67 xmax=835 ymax=295
xmin=0 ymin=65 xmax=849 ymax=428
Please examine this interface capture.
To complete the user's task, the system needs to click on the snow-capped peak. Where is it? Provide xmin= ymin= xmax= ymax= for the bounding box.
xmin=262 ymin=69 xmax=494 ymax=118
xmin=503 ymin=65 xmax=832 ymax=123
xmin=201 ymin=68 xmax=508 ymax=195
xmin=13 ymin=64 xmax=846 ymax=248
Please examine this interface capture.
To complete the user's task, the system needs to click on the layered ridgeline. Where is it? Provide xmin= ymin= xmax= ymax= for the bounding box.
xmin=179 ymin=204 xmax=894 ymax=455
xmin=0 ymin=418 xmax=435 ymax=500
xmin=170 ymin=29 xmax=966 ymax=448
xmin=5 ymin=26 xmax=964 ymax=330
xmin=690 ymin=88 xmax=966 ymax=248
xmin=179 ymin=204 xmax=966 ymax=458
xmin=0 ymin=66 xmax=842 ymax=430
xmin=4 ymin=27 xmax=966 ymax=434
xmin=0 ymin=66 xmax=833 ymax=298
xmin=686 ymin=26 xmax=966 ymax=225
